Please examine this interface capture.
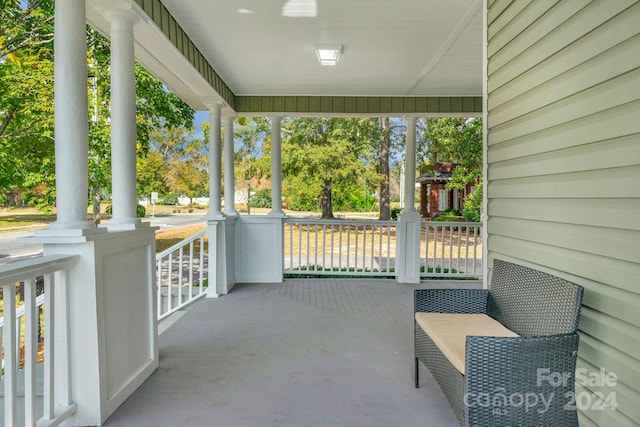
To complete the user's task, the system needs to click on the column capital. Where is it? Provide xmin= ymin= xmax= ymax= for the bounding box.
xmin=201 ymin=97 xmax=224 ymax=111
xmin=93 ymin=2 xmax=139 ymax=26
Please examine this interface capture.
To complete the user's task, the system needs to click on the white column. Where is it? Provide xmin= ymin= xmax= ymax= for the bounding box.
xmin=205 ymin=102 xmax=224 ymax=219
xmin=108 ymin=9 xmax=141 ymax=228
xmin=49 ymin=0 xmax=94 ymax=231
xmin=223 ymin=115 xmax=238 ymax=216
xmin=404 ymin=117 xmax=417 ymax=212
xmin=204 ymin=103 xmax=225 ymax=297
xmin=269 ymin=115 xmax=284 ymax=216
xmin=396 ymin=116 xmax=421 ymax=284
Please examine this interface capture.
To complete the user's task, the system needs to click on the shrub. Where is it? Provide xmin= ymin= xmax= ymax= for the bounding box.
xmin=162 ymin=193 xmax=178 ymax=205
xmin=391 ymin=207 xmax=402 ymax=220
xmin=463 ymin=184 xmax=483 ymax=222
xmin=443 ymin=208 xmax=462 ymax=216
xmin=433 ymin=215 xmax=461 ymax=222
xmin=250 ymin=188 xmax=272 ymax=208
xmin=105 ymin=204 xmax=146 ymax=218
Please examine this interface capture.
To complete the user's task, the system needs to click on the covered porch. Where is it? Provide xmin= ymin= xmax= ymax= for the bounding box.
xmin=0 ymin=0 xmax=638 ymax=426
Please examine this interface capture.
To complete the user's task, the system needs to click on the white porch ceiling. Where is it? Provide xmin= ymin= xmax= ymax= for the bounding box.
xmin=87 ymin=0 xmax=483 ymax=110
xmin=162 ymin=0 xmax=483 ymax=96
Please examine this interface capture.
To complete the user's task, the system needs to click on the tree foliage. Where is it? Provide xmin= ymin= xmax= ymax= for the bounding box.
xmin=0 ymin=0 xmax=53 ymax=60
xmin=418 ymin=117 xmax=483 ymax=189
xmin=0 ymin=0 xmax=55 ymax=208
xmin=136 ymin=150 xmax=168 ymax=197
xmin=282 ymin=118 xmax=378 ymax=218
xmin=234 ymin=117 xmax=271 ymax=213
xmin=0 ymin=1 xmax=196 ymax=211
xmin=162 ymin=127 xmax=208 ymax=206
xmin=418 ymin=117 xmax=484 ymax=221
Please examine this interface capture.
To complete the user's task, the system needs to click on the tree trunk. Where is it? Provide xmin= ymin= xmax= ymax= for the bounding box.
xmin=320 ymin=178 xmax=334 ymax=219
xmin=246 ymin=181 xmax=251 ymax=215
xmin=92 ymin=191 xmax=101 ymax=224
xmin=379 ymin=117 xmax=391 ymax=220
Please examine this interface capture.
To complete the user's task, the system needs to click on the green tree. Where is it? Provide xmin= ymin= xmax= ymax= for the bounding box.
xmin=282 ymin=118 xmax=374 ymax=219
xmin=371 ymin=117 xmax=406 ymax=220
xmin=418 ymin=117 xmax=483 ymax=220
xmin=0 ymin=0 xmax=53 ymax=60
xmin=136 ymin=150 xmax=169 ymax=197
xmin=378 ymin=117 xmax=391 ymax=219
xmin=235 ymin=117 xmax=270 ymax=214
xmin=418 ymin=117 xmax=482 ymax=190
xmin=0 ymin=1 xmax=195 ymax=212
xmin=0 ymin=0 xmax=55 ymax=209
xmin=164 ymin=127 xmax=208 ymax=206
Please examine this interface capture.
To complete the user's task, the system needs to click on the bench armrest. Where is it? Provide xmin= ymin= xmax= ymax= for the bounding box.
xmin=414 ymin=289 xmax=489 ymax=314
xmin=465 ymin=333 xmax=580 ymax=426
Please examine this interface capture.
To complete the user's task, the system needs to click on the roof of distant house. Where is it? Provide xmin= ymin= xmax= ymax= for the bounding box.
xmin=416 ymin=171 xmax=453 ymax=182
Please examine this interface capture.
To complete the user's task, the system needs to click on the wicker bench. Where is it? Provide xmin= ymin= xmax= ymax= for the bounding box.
xmin=414 ymin=259 xmax=584 ymax=426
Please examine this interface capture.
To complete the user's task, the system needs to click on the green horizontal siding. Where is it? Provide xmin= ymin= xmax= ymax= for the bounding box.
xmin=486 ymin=0 xmax=640 ymax=425
xmin=134 ymin=0 xmax=235 ymax=109
xmin=235 ymin=96 xmax=482 ymax=115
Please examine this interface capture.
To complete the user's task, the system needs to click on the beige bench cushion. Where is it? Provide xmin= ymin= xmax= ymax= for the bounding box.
xmin=415 ymin=313 xmax=519 ymax=375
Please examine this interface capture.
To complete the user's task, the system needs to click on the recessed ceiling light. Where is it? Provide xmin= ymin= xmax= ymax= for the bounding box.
xmin=238 ymin=8 xmax=254 ymax=14
xmin=282 ymin=0 xmax=317 ymax=18
xmin=316 ymin=45 xmax=342 ymax=66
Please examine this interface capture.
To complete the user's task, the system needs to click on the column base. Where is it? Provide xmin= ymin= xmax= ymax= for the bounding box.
xmin=40 ymin=227 xmax=158 ymax=425
xmin=48 ymin=219 xmax=98 ymax=231
xmin=204 ymin=212 xmax=226 ymax=221
xmin=104 ymin=220 xmax=150 ymax=231
xmin=27 ymin=226 xmax=107 ymax=244
xmin=396 ymin=210 xmax=422 ymax=284
xmin=266 ymin=210 xmax=286 ymax=218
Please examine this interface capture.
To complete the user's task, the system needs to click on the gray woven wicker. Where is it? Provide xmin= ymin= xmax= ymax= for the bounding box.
xmin=414 ymin=259 xmax=584 ymax=426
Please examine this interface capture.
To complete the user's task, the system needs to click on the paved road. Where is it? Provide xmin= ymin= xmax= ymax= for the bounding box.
xmin=147 ymin=214 xmax=207 ymax=230
xmin=0 ymin=215 xmax=207 ymax=265
xmin=0 ymin=230 xmax=43 ymax=264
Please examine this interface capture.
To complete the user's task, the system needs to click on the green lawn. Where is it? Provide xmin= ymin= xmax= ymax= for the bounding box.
xmin=0 ymin=213 xmax=54 ymax=231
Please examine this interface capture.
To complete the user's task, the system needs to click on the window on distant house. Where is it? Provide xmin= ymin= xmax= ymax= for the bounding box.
xmin=438 ymin=189 xmax=448 ymax=211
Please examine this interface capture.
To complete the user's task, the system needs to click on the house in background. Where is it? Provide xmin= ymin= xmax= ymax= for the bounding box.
xmin=417 ymin=163 xmax=475 ymax=219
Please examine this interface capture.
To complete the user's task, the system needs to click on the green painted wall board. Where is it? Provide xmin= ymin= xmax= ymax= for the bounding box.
xmin=487 ymin=1 xmax=640 ymax=425
xmin=234 ymin=96 xmax=482 ymax=115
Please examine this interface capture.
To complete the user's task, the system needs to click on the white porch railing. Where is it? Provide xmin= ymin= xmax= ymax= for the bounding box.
xmin=0 ymin=254 xmax=78 ymax=427
xmin=156 ymin=230 xmax=208 ymax=321
xmin=420 ymin=221 xmax=482 ymax=278
xmin=283 ymin=218 xmax=483 ymax=279
xmin=284 ymin=219 xmax=397 ymax=276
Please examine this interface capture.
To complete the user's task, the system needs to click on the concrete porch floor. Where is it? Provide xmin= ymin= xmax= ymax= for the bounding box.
xmin=104 ymin=279 xmax=480 ymax=427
